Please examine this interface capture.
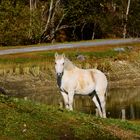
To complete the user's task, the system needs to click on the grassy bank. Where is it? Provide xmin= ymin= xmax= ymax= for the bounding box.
xmin=0 ymin=95 xmax=140 ymax=140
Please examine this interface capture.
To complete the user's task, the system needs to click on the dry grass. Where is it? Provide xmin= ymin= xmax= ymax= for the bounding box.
xmin=105 ymin=125 xmax=139 ymax=140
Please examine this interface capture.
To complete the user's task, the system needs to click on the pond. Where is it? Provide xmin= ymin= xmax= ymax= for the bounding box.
xmin=106 ymin=87 xmax=140 ymax=119
xmin=28 ymin=86 xmax=140 ymax=120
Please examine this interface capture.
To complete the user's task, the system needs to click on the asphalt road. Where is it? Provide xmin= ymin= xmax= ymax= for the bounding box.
xmin=0 ymin=38 xmax=139 ymax=55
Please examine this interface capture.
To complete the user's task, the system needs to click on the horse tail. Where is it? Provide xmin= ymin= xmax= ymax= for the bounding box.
xmin=0 ymin=87 xmax=7 ymax=95
xmin=105 ymin=91 xmax=108 ymax=100
xmin=105 ymin=83 xmax=109 ymax=101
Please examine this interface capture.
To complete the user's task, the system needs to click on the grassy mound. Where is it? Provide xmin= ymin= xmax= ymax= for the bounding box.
xmin=0 ymin=95 xmax=140 ymax=140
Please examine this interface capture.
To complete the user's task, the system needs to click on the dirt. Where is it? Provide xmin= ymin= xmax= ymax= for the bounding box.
xmin=108 ymin=60 xmax=140 ymax=89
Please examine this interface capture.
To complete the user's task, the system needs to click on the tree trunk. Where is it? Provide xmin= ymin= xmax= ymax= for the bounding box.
xmin=41 ymin=0 xmax=68 ymax=42
xmin=130 ymin=104 xmax=135 ymax=119
xmin=123 ymin=0 xmax=131 ymax=38
xmin=44 ymin=0 xmax=53 ymax=32
xmin=81 ymin=23 xmax=86 ymax=40
xmin=29 ymin=0 xmax=37 ymax=38
xmin=29 ymin=0 xmax=32 ymax=38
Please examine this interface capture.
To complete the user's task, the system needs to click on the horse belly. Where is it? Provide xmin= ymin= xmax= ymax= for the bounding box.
xmin=75 ymin=84 xmax=95 ymax=95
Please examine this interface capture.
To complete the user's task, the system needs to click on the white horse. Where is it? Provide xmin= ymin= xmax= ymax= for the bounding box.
xmin=55 ymin=53 xmax=108 ymax=118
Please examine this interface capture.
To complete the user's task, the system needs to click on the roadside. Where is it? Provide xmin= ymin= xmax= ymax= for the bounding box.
xmin=0 ymin=38 xmax=140 ymax=55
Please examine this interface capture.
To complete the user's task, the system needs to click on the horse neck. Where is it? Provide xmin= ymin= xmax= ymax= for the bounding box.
xmin=64 ymin=58 xmax=77 ymax=71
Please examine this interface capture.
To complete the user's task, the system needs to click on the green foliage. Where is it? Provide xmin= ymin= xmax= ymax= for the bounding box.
xmin=0 ymin=0 xmax=42 ymax=46
xmin=0 ymin=0 xmax=29 ymax=45
xmin=0 ymin=0 xmax=140 ymax=45
xmin=63 ymin=0 xmax=140 ymax=39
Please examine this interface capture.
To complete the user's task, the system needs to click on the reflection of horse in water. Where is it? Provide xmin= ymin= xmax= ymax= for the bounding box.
xmin=55 ymin=53 xmax=108 ymax=118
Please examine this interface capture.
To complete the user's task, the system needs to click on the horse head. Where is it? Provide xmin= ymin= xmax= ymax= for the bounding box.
xmin=55 ymin=52 xmax=65 ymax=76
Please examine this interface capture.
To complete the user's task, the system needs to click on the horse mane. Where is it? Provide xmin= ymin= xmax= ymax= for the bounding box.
xmin=64 ymin=58 xmax=76 ymax=71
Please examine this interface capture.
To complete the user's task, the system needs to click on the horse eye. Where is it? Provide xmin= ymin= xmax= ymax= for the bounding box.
xmin=63 ymin=63 xmax=64 ymax=65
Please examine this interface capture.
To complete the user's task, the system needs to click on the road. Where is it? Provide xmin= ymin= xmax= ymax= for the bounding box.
xmin=0 ymin=38 xmax=139 ymax=55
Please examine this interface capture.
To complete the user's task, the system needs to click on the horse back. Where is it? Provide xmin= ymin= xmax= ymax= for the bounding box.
xmin=76 ymin=68 xmax=107 ymax=93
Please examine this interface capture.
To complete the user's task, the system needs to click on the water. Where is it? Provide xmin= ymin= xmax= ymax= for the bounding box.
xmin=106 ymin=87 xmax=140 ymax=119
xmin=29 ymin=86 xmax=140 ymax=120
xmin=41 ymin=87 xmax=140 ymax=119
xmin=69 ymin=87 xmax=140 ymax=119
xmin=26 ymin=87 xmax=140 ymax=119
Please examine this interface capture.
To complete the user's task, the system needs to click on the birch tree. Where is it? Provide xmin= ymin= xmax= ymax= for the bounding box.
xmin=123 ymin=0 xmax=131 ymax=38
xmin=29 ymin=0 xmax=37 ymax=38
xmin=41 ymin=0 xmax=67 ymax=42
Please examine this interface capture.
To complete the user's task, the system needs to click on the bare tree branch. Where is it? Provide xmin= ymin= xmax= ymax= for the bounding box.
xmin=55 ymin=12 xmax=67 ymax=31
xmin=44 ymin=0 xmax=53 ymax=32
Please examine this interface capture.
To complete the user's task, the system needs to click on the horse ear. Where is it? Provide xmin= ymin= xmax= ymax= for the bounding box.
xmin=62 ymin=53 xmax=65 ymax=58
xmin=55 ymin=52 xmax=58 ymax=58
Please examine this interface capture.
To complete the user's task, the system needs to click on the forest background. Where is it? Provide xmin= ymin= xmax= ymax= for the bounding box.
xmin=0 ymin=0 xmax=140 ymax=46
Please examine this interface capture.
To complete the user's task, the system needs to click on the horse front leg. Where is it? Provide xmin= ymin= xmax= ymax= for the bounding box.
xmin=61 ymin=91 xmax=69 ymax=109
xmin=68 ymin=91 xmax=74 ymax=111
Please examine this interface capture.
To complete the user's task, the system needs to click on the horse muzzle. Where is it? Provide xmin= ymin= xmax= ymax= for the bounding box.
xmin=57 ymin=72 xmax=63 ymax=77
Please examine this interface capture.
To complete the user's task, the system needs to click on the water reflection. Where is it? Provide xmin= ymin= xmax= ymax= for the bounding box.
xmin=46 ymin=87 xmax=140 ymax=119
xmin=74 ymin=87 xmax=140 ymax=119
xmin=28 ymin=86 xmax=140 ymax=119
xmin=107 ymin=87 xmax=140 ymax=119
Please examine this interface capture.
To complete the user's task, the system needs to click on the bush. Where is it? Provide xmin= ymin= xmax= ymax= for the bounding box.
xmin=0 ymin=0 xmax=42 ymax=46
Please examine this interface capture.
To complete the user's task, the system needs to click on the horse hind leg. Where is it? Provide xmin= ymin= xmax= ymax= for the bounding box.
xmin=98 ymin=94 xmax=106 ymax=118
xmin=92 ymin=91 xmax=106 ymax=118
xmin=92 ymin=95 xmax=103 ymax=118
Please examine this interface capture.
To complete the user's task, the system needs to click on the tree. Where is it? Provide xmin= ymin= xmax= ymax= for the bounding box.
xmin=0 ymin=0 xmax=139 ymax=46
xmin=123 ymin=0 xmax=131 ymax=38
xmin=40 ymin=0 xmax=67 ymax=42
xmin=127 ymin=0 xmax=140 ymax=37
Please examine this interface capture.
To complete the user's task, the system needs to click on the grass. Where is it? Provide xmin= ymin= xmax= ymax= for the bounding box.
xmin=0 ymin=95 xmax=140 ymax=140
xmin=0 ymin=43 xmax=139 ymax=77
xmin=0 ymin=43 xmax=139 ymax=65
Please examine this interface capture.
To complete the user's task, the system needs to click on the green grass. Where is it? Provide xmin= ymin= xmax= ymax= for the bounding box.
xmin=0 ymin=95 xmax=140 ymax=140
xmin=0 ymin=42 xmax=139 ymax=65
xmin=0 ymin=49 xmax=124 ymax=64
xmin=74 ymin=50 xmax=118 ymax=58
